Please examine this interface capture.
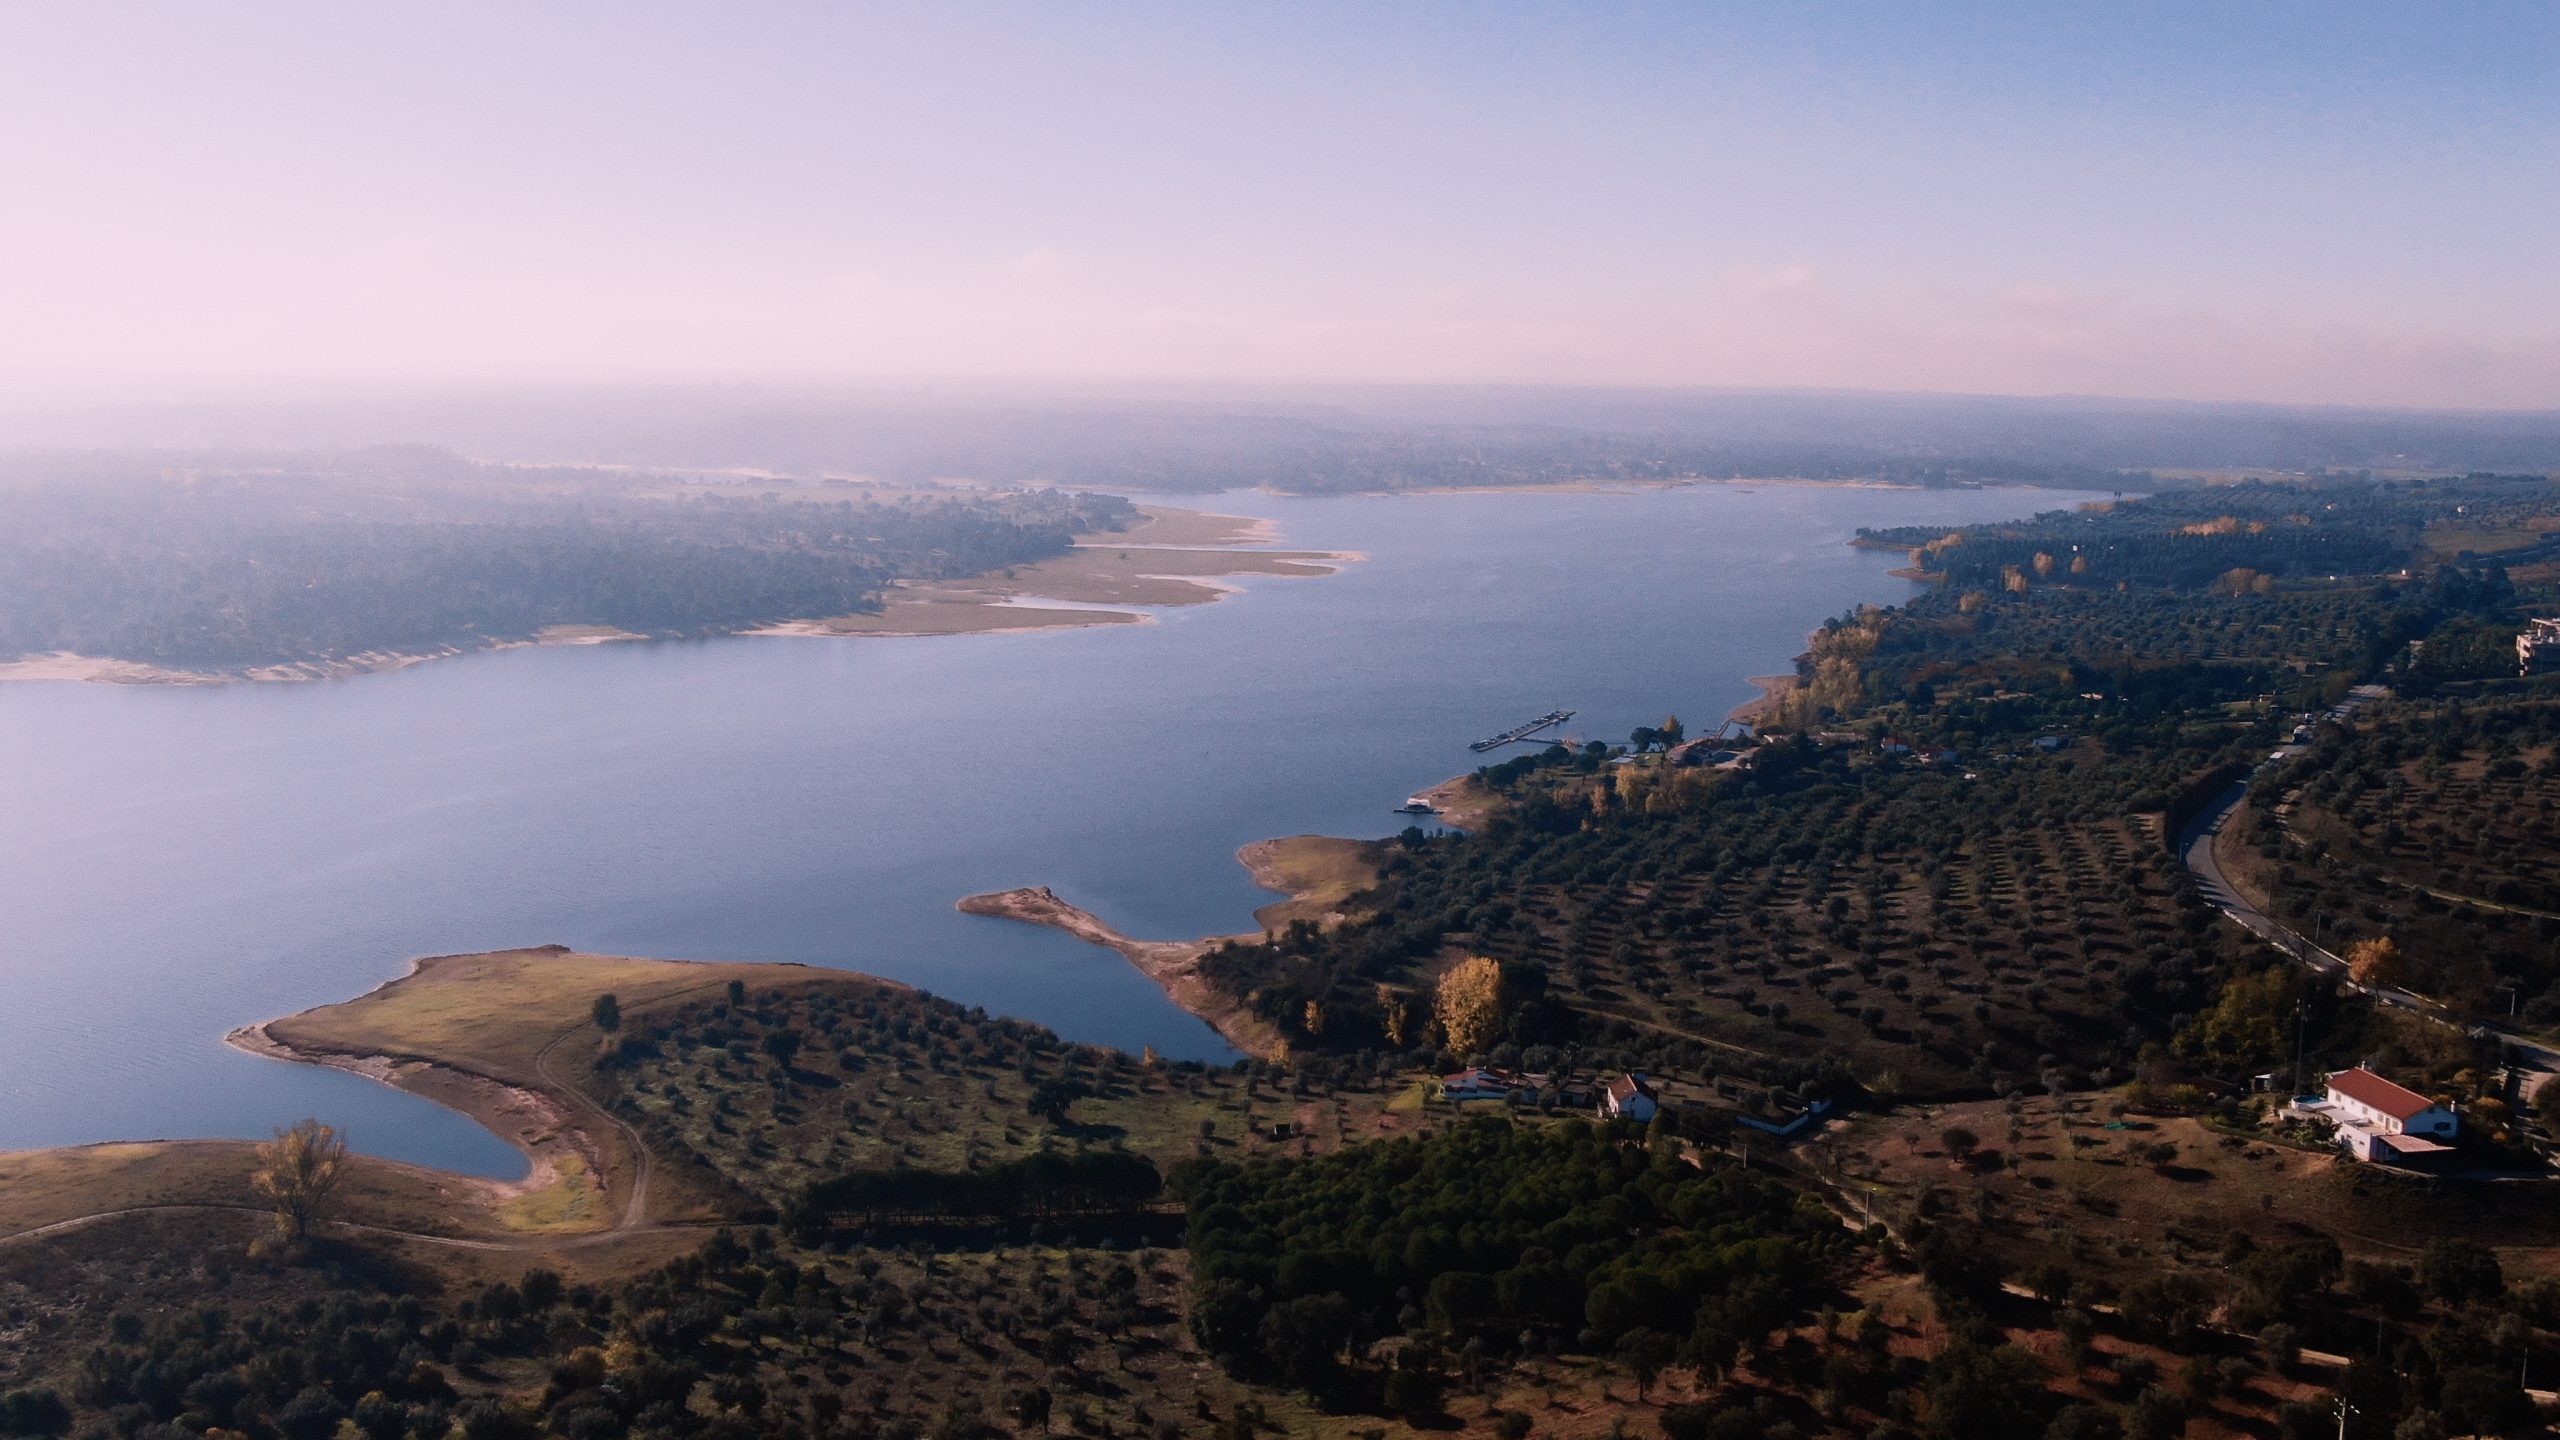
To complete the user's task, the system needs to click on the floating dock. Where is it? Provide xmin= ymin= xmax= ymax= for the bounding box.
xmin=1469 ymin=709 xmax=1576 ymax=753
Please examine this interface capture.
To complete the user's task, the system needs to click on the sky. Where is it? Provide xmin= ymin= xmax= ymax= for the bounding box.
xmin=1 ymin=3 xmax=2555 ymax=408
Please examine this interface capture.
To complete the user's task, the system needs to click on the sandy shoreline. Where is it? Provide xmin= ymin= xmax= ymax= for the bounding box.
xmin=1728 ymin=673 xmax=1802 ymax=727
xmin=957 ymin=886 xmax=1284 ymax=1058
xmin=0 ymin=626 xmax=656 ymax=688
xmin=956 ymin=834 xmax=1392 ymax=1058
xmin=223 ymin=1015 xmax=575 ymax=1207
xmin=1392 ymin=476 xmax=1960 ymax=498
xmin=1411 ymin=774 xmax=1500 ymax=830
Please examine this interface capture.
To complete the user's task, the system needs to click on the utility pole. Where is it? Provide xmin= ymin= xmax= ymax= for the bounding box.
xmin=2333 ymin=1396 xmax=2355 ymax=1440
xmin=2294 ymin=1003 xmax=2310 ymax=1099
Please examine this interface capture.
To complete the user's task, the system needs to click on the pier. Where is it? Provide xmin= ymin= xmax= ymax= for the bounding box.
xmin=1469 ymin=709 xmax=1576 ymax=753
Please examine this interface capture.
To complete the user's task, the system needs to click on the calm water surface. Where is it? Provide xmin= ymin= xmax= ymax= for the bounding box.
xmin=0 ymin=484 xmax=2055 ymax=1175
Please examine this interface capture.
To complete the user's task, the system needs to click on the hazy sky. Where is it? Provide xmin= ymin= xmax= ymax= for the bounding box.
xmin=4 ymin=3 xmax=2555 ymax=406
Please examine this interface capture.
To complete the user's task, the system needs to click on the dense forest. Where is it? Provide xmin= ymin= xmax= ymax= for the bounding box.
xmin=1178 ymin=1121 xmax=1845 ymax=1408
xmin=0 ymin=450 xmax=1131 ymax=669
xmin=1857 ymin=472 xmax=2560 ymax=593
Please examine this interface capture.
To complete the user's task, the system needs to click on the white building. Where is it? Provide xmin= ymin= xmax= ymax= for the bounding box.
xmin=1601 ymin=1073 xmax=1659 ymax=1124
xmin=2519 ymin=618 xmax=2560 ymax=676
xmin=2322 ymin=1067 xmax=2459 ymax=1165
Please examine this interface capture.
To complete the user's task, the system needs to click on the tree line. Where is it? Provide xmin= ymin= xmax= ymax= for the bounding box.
xmin=0 ymin=458 xmax=1132 ymax=668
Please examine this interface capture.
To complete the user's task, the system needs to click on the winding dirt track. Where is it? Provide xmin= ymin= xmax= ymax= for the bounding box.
xmin=0 ymin=1202 xmax=719 ymax=1253
xmin=530 ymin=1016 xmax=654 ymax=1231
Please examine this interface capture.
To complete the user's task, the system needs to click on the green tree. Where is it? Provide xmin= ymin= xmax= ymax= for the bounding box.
xmin=1028 ymin=1078 xmax=1087 ymax=1126
xmin=1922 ymin=1341 xmax=2048 ymax=1440
xmin=591 ymin=992 xmax=621 ymax=1032
xmin=1259 ymin=1293 xmax=1354 ymax=1396
xmin=1619 ymin=1328 xmax=1675 ymax=1399
xmin=2417 ymin=1237 xmax=2504 ymax=1306
xmin=1939 ymin=1126 xmax=1981 ymax=1165
xmin=759 ymin=1026 xmax=802 ymax=1070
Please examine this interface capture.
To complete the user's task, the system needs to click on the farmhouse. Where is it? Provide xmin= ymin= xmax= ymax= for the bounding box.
xmin=2520 ymin=618 xmax=2560 ymax=676
xmin=1439 ymin=1067 xmax=1520 ymax=1102
xmin=1600 ymin=1073 xmax=1659 ymax=1124
xmin=2321 ymin=1067 xmax=2460 ymax=1165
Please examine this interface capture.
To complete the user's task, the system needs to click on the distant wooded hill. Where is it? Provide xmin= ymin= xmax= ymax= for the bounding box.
xmin=0 ymin=450 xmax=1131 ymax=670
xmin=13 ymin=385 xmax=2560 ymax=493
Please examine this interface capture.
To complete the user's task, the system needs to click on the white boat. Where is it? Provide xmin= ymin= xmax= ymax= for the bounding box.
xmin=1396 ymin=797 xmax=1437 ymax=814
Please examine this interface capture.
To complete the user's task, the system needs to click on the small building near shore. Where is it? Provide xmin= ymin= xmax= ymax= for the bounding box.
xmin=2321 ymin=1067 xmax=2460 ymax=1165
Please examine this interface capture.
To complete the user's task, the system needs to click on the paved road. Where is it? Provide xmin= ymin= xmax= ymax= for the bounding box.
xmin=2173 ymin=684 xmax=2560 ymax=1084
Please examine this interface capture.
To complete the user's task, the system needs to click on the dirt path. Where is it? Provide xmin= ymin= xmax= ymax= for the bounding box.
xmin=530 ymin=1019 xmax=654 ymax=1230
xmin=0 ymin=1200 xmax=718 ymax=1253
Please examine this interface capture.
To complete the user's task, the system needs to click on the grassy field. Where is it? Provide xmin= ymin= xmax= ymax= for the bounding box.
xmin=263 ymin=946 xmax=831 ymax=1082
xmin=1241 ymin=834 xmax=1386 ymax=929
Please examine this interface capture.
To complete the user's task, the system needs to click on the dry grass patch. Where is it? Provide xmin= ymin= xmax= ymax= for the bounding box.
xmin=265 ymin=946 xmax=828 ymax=1084
xmin=1242 ymin=834 xmax=1386 ymax=929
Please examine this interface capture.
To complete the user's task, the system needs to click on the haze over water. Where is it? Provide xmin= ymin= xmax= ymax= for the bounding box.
xmin=0 ymin=483 xmax=2054 ymax=1175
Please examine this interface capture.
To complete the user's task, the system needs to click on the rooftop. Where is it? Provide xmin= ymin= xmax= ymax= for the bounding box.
xmin=2326 ymin=1067 xmax=2439 ymax=1122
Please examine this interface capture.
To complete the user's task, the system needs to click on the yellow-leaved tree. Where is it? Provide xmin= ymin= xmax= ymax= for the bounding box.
xmin=1434 ymin=956 xmax=1507 ymax=1056
xmin=2346 ymin=936 xmax=2405 ymax=989
xmin=252 ymin=1117 xmax=348 ymax=1245
xmin=1377 ymin=985 xmax=1412 ymax=1049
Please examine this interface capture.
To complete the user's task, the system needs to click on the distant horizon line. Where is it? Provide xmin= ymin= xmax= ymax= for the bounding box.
xmin=1 ymin=375 xmax=2557 ymax=422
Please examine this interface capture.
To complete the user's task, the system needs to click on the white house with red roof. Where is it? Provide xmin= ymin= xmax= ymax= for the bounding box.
xmin=2321 ymin=1067 xmax=2459 ymax=1165
xmin=1601 ymin=1073 xmax=1660 ymax=1124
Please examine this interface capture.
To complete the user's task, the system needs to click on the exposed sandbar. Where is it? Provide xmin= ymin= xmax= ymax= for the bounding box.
xmin=957 ymin=835 xmax=1389 ymax=1059
xmin=1728 ymin=673 xmax=1802 ymax=727
xmin=956 ymin=887 xmax=1281 ymax=1058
